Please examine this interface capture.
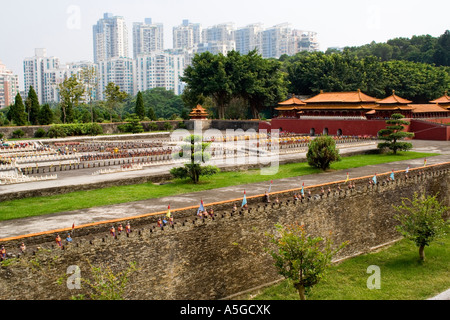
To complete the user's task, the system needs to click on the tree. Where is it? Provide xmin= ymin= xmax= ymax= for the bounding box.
xmin=147 ymin=107 xmax=156 ymax=121
xmin=27 ymin=86 xmax=40 ymax=125
xmin=121 ymin=114 xmax=144 ymax=134
xmin=182 ymin=50 xmax=289 ymax=120
xmin=181 ymin=52 xmax=233 ymax=119
xmin=38 ymin=104 xmax=54 ymax=125
xmin=125 ymin=88 xmax=185 ymax=120
xmin=433 ymin=30 xmax=450 ymax=67
xmin=135 ymin=91 xmax=145 ymax=120
xmin=170 ymin=134 xmax=220 ymax=184
xmin=283 ymin=50 xmax=449 ymax=100
xmin=306 ymin=135 xmax=341 ymax=170
xmin=104 ymin=82 xmax=128 ymax=122
xmin=80 ymin=66 xmax=98 ymax=123
xmin=59 ymin=74 xmax=84 ymax=124
xmin=394 ymin=193 xmax=449 ymax=261
xmin=377 ymin=113 xmax=414 ymax=154
xmin=8 ymin=93 xmax=27 ymax=126
xmin=238 ymin=50 xmax=288 ymax=119
xmin=383 ymin=60 xmax=449 ymax=102
xmin=285 ymin=52 xmax=365 ymax=96
xmin=266 ymin=223 xmax=347 ymax=300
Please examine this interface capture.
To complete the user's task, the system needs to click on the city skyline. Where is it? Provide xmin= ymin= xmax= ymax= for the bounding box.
xmin=1 ymin=0 xmax=449 ymax=90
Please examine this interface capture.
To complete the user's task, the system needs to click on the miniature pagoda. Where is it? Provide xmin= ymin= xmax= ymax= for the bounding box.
xmin=189 ymin=105 xmax=209 ymax=120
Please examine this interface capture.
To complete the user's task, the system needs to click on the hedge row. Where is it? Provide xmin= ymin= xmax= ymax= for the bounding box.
xmin=47 ymin=123 xmax=103 ymax=138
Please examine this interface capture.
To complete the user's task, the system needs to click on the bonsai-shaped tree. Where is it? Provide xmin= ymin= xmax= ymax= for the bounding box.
xmin=170 ymin=134 xmax=220 ymax=184
xmin=377 ymin=113 xmax=414 ymax=154
xmin=394 ymin=192 xmax=449 ymax=261
xmin=266 ymin=223 xmax=347 ymax=300
xmin=306 ymin=135 xmax=341 ymax=170
xmin=122 ymin=114 xmax=144 ymax=134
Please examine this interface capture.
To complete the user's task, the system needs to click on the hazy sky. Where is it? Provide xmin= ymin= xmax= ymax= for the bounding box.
xmin=1 ymin=0 xmax=449 ymax=89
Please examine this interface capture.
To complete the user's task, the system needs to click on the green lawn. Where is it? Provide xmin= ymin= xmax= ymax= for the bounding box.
xmin=0 ymin=151 xmax=438 ymax=221
xmin=246 ymin=233 xmax=450 ymax=300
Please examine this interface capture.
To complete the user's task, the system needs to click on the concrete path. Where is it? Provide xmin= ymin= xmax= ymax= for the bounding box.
xmin=428 ymin=289 xmax=450 ymax=300
xmin=0 ymin=140 xmax=448 ymax=239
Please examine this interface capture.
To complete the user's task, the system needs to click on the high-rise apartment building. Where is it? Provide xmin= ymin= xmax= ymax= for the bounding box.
xmin=133 ymin=18 xmax=164 ymax=58
xmin=202 ymin=23 xmax=235 ymax=44
xmin=234 ymin=23 xmax=264 ymax=55
xmin=23 ymin=48 xmax=60 ymax=104
xmin=261 ymin=23 xmax=292 ymax=59
xmin=97 ymin=57 xmax=135 ymax=100
xmin=235 ymin=23 xmax=319 ymax=58
xmin=194 ymin=42 xmax=236 ymax=56
xmin=135 ymin=52 xmax=185 ymax=95
xmin=93 ymin=13 xmax=129 ymax=63
xmin=290 ymin=30 xmax=320 ymax=53
xmin=173 ymin=20 xmax=202 ymax=50
xmin=43 ymin=65 xmax=79 ymax=104
xmin=43 ymin=61 xmax=98 ymax=103
xmin=0 ymin=60 xmax=20 ymax=108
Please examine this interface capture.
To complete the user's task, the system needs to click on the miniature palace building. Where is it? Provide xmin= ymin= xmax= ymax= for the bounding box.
xmin=261 ymin=90 xmax=450 ymax=140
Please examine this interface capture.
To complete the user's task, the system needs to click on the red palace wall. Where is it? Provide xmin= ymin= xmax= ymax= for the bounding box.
xmin=409 ymin=120 xmax=450 ymax=141
xmin=259 ymin=118 xmax=450 ymax=141
xmin=260 ymin=118 xmax=389 ymax=137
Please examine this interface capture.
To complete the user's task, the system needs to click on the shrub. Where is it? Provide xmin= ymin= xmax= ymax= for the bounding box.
xmin=164 ymin=121 xmax=173 ymax=131
xmin=12 ymin=129 xmax=25 ymax=139
xmin=34 ymin=128 xmax=47 ymax=138
xmin=117 ymin=124 xmax=128 ymax=133
xmin=306 ymin=135 xmax=341 ymax=170
xmin=47 ymin=125 xmax=67 ymax=139
xmin=118 ymin=115 xmax=144 ymax=134
xmin=127 ymin=115 xmax=144 ymax=134
xmin=47 ymin=123 xmax=103 ymax=138
xmin=81 ymin=123 xmax=103 ymax=136
xmin=148 ymin=122 xmax=158 ymax=132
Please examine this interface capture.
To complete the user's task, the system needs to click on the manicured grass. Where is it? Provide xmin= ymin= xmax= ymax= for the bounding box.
xmin=246 ymin=233 xmax=450 ymax=300
xmin=0 ymin=151 xmax=438 ymax=221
